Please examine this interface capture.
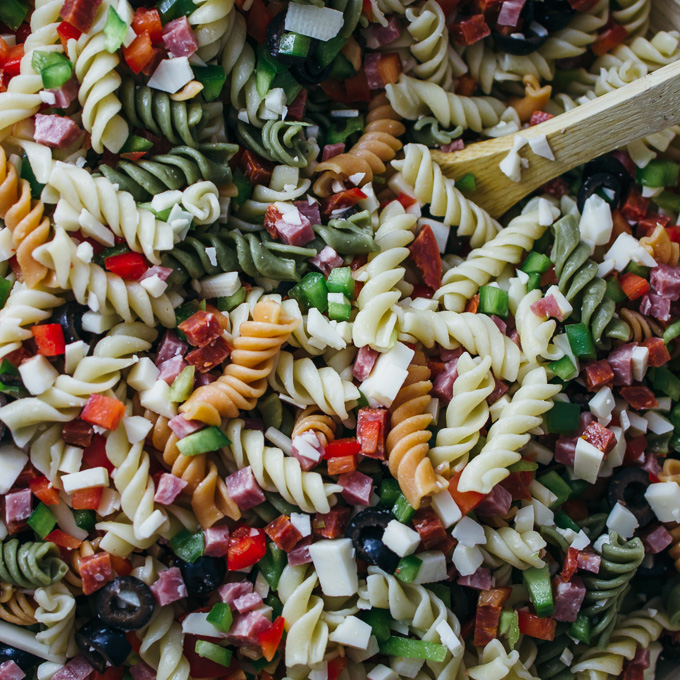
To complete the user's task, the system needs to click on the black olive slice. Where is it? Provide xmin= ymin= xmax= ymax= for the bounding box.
xmin=346 ymin=508 xmax=399 ymax=573
xmin=580 ymin=155 xmax=632 ymax=208
xmin=607 ymin=467 xmax=654 ymax=528
xmin=533 ymin=0 xmax=575 ymax=32
xmin=292 ymin=61 xmax=334 ymax=85
xmin=177 ymin=555 xmax=227 ymax=595
xmin=0 ymin=644 xmax=41 ymax=673
xmin=75 ymin=621 xmax=132 ymax=674
xmin=52 ymin=302 xmax=86 ymax=344
xmin=492 ymin=0 xmax=548 ymax=56
xmin=577 ymin=172 xmax=623 ymax=212
xmin=96 ymin=576 xmax=155 ymax=631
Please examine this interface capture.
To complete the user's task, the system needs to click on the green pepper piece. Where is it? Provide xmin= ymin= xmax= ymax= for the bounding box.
xmin=170 ymin=529 xmax=204 ymax=562
xmin=314 ymin=35 xmax=347 ymax=68
xmin=327 ymin=294 xmax=351 ymax=322
xmin=392 ymin=493 xmax=416 ymax=524
xmin=157 ymin=0 xmax=198 ymax=22
xmin=325 ymin=116 xmax=364 ymax=145
xmin=27 ymin=502 xmax=57 ymax=539
xmin=259 ymin=543 xmax=287 ymax=590
xmin=73 ymin=509 xmax=97 ymax=533
xmin=554 ymin=510 xmax=580 ymax=532
xmin=570 ymin=613 xmax=591 ymax=644
xmin=217 ymin=287 xmax=247 ymax=312
xmin=526 ymin=272 xmax=541 ymax=292
xmin=395 ymin=555 xmax=422 ymax=583
xmin=565 ymin=323 xmax=596 ymax=361
xmin=169 ymin=365 xmax=195 ymax=402
xmin=456 ymin=172 xmax=476 ymax=193
xmin=329 ymin=53 xmax=355 ymax=80
xmin=479 ymin=286 xmax=509 ymax=318
xmin=523 ymin=565 xmax=554 ymax=617
xmin=41 ymin=61 xmax=73 ymax=90
xmin=379 ymin=479 xmax=401 ymax=508
xmin=271 ymin=70 xmax=302 ymax=104
xmin=521 ymin=251 xmax=552 ymax=274
xmin=194 ymin=641 xmax=232 ymax=667
xmin=193 ymin=65 xmax=227 ymax=102
xmin=507 ymin=460 xmax=539 ymax=473
xmin=379 ymin=637 xmax=447 ymax=663
xmin=548 ymin=356 xmax=578 ymax=382
xmin=537 ymin=471 xmax=572 ymax=509
xmin=623 ymin=261 xmax=650 ymax=279
xmin=0 ymin=360 xmax=26 ymax=397
xmin=605 ymin=277 xmax=627 ymax=303
xmin=120 ymin=135 xmax=154 ymax=154
xmin=0 ymin=278 xmax=11 ymax=309
xmin=636 ymin=159 xmax=680 ymax=188
xmin=177 ymin=426 xmax=231 ymax=456
xmin=278 ymin=32 xmax=311 ymax=58
xmin=543 ymin=401 xmax=580 ymax=434
xmin=499 ymin=610 xmax=520 ymax=648
xmin=655 ymin=190 xmax=680 ymax=212
xmin=649 ymin=367 xmax=680 ymax=401
xmin=327 ymin=266 xmax=355 ymax=299
xmin=206 ymin=603 xmax=233 ymax=633
xmin=104 ymin=6 xmax=127 ymax=53
xmin=360 ymin=608 xmax=391 ymax=643
xmin=0 ymin=0 xmax=28 ymax=30
xmin=231 ymin=169 xmax=252 ymax=207
xmin=297 ymin=272 xmax=328 ymax=312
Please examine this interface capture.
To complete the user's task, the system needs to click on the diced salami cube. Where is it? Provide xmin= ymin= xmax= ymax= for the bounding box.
xmin=639 ymin=293 xmax=671 ymax=321
xmin=228 ymin=608 xmax=272 ymax=645
xmin=294 ymin=200 xmax=322 ymax=227
xmin=487 ymin=377 xmax=508 ymax=405
xmin=287 ymin=537 xmax=312 ymax=566
xmin=432 ymin=354 xmax=461 ymax=404
xmin=353 ymin=345 xmax=379 ymax=382
xmin=409 ymin=224 xmax=442 ymax=289
xmin=219 ymin=581 xmax=253 ymax=605
xmin=178 ymin=311 xmax=222 ymax=348
xmin=338 ymin=471 xmax=374 ymax=505
xmin=291 ymin=431 xmax=324 ymax=470
xmin=0 ymin=661 xmax=25 ymax=680
xmin=552 ymin=576 xmax=586 ymax=622
xmin=158 ymin=355 xmax=188 ymax=385
xmin=583 ymin=360 xmax=614 ymax=391
xmin=475 ymin=484 xmax=512 ymax=517
xmin=150 ymin=567 xmax=187 ymax=606
xmin=79 ymin=553 xmax=113 ymax=595
xmin=51 ymin=657 xmax=94 ymax=680
xmin=129 ymin=662 xmax=156 ymax=680
xmin=185 ymin=336 xmax=231 ymax=373
xmin=62 ymin=419 xmax=94 ymax=448
xmin=4 ymin=489 xmax=31 ymax=525
xmin=581 ymin=422 xmax=616 ymax=455
xmin=313 ymin=508 xmax=350 ymax=539
xmin=620 ymin=385 xmax=658 ymax=410
xmin=60 ymin=0 xmax=103 ymax=32
xmin=157 ymin=331 xmax=188 ymax=364
xmin=530 ymin=294 xmax=561 ymax=321
xmin=575 ymin=551 xmax=601 ymax=574
xmin=167 ymin=414 xmax=204 ymax=439
xmin=162 ymin=17 xmax=198 ymax=58
xmin=357 ymin=407 xmax=389 ymax=459
xmin=47 ymin=77 xmax=79 ymax=109
xmin=154 ymin=473 xmax=187 ymax=505
xmin=457 ymin=567 xmax=494 ymax=591
xmin=225 ymin=466 xmax=266 ymax=510
xmin=34 ymin=114 xmax=82 ymax=149
xmin=265 ymin=515 xmax=303 ymax=552
xmin=641 ymin=337 xmax=671 ymax=367
xmin=309 ymin=246 xmax=344 ymax=276
xmin=204 ymin=526 xmax=230 ymax=557
xmin=412 ymin=507 xmax=446 ymax=549
xmin=641 ymin=524 xmax=673 ymax=554
xmin=650 ymin=264 xmax=680 ymax=300
xmin=233 ymin=592 xmax=263 ymax=614
xmin=321 ymin=144 xmax=345 ymax=162
xmin=607 ymin=343 xmax=636 ymax=386
xmin=554 ymin=437 xmax=577 ymax=466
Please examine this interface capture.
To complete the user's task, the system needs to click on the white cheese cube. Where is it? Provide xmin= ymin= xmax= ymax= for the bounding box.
xmin=589 ymin=387 xmax=615 ymax=420
xmin=644 ymin=411 xmax=674 ymax=434
xmin=347 ymin=635 xmax=379 ymax=663
xmin=382 ymin=520 xmax=421 ymax=557
xmin=606 ymin=502 xmax=639 ymax=539
xmin=290 ymin=512 xmax=311 ymax=537
xmin=627 ymin=412 xmax=648 ymax=434
xmin=367 ymin=664 xmax=398 ymax=680
xmin=605 ymin=232 xmax=639 ymax=271
xmin=435 ymin=619 xmax=463 ymax=655
xmin=418 ymin=218 xmax=449 ymax=254
xmin=412 ymin=551 xmax=447 ymax=584
xmin=597 ymin=258 xmax=616 ymax=278
xmin=499 ymin=148 xmax=522 ymax=182
xmin=544 ymin=285 xmax=573 ymax=318
xmin=76 ymin=241 xmax=93 ymax=264
xmin=254 ymin=571 xmax=270 ymax=599
xmin=631 ymin=246 xmax=657 ymax=267
xmin=573 ymin=437 xmax=605 ymax=484
xmin=0 ymin=446 xmax=28 ymax=494
xmin=579 ymin=194 xmax=613 ymax=249
xmin=328 ymin=616 xmax=373 ymax=649
xmin=451 ymin=517 xmax=486 ymax=547
xmin=140 ymin=380 xmax=177 ymax=419
xmin=514 ymin=505 xmax=535 ymax=533
xmin=62 ymin=467 xmax=109 ymax=493
xmin=309 ymin=669 xmax=327 ymax=680
xmin=631 ymin=346 xmax=649 ymax=382
xmin=18 ymin=355 xmax=59 ymax=395
xmin=390 ymin=657 xmax=424 ymax=678
xmin=452 ymin=543 xmax=483 ymax=576
xmin=37 ymin=663 xmax=62 ymax=680
xmin=645 ymin=482 xmax=680 ymax=522
xmin=531 ymin=499 xmax=555 ymax=526
xmin=358 ymin=183 xmax=380 ymax=215
xmin=140 ymin=275 xmax=168 ymax=298
xmin=82 ymin=312 xmax=118 ymax=334
xmin=148 ymin=57 xmax=194 ymax=94
xmin=529 ymin=480 xmax=558 ymax=507
xmin=653 ymin=397 xmax=672 ymax=412
xmin=537 ymin=197 xmax=557 ymax=226
xmin=361 ymin=343 xmax=414 ymax=408
xmin=58 ymin=446 xmax=83 ymax=474
xmin=123 ymin=416 xmax=153 ymax=443
xmin=600 ymin=426 xmax=626 ymax=476
xmin=571 ymin=530 xmax=591 ymax=551
xmin=430 ymin=489 xmax=461 ymax=528
xmin=309 ymin=539 xmax=358 ymax=597
xmin=522 ymin=440 xmax=553 ymax=465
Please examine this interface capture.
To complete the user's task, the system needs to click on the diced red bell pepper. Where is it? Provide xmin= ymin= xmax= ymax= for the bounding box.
xmin=83 ymin=434 xmax=115 ymax=474
xmin=465 ymin=294 xmax=480 ymax=313
xmin=667 ymin=226 xmax=680 ymax=244
xmin=110 ymin=555 xmax=133 ymax=576
xmin=32 ymin=324 xmax=65 ymax=356
xmin=245 ymin=0 xmax=270 ymax=43
xmin=105 ymin=252 xmax=149 ymax=281
xmin=62 ymin=419 xmax=95 ymax=448
xmin=327 ymin=656 xmax=348 ymax=680
xmin=81 ymin=394 xmax=126 ymax=431
xmin=79 ymin=552 xmax=113 ymax=595
xmin=582 ymin=422 xmax=616 ymax=454
xmin=321 ymin=78 xmax=352 ymax=105
xmin=178 ymin=311 xmax=223 ymax=348
xmin=57 ymin=21 xmax=82 ymax=50
xmin=517 ymin=610 xmax=557 ymax=640
xmin=60 ymin=0 xmax=103 ymax=34
xmin=265 ymin=515 xmax=302 ymax=553
xmin=1 ymin=44 xmax=21 ymax=77
xmin=239 ymin=149 xmax=274 ymax=187
xmin=344 ymin=71 xmax=372 ymax=102
xmin=583 ymin=360 xmax=614 ymax=391
xmin=448 ymin=471 xmax=485 ymax=515
xmin=561 ymin=547 xmax=579 ymax=581
xmin=123 ymin=32 xmax=155 ymax=75
xmin=132 ymin=8 xmax=163 ymax=43
xmin=119 ymin=151 xmax=148 ymax=162
xmin=474 ymin=605 xmax=502 ymax=646
xmin=530 ymin=111 xmax=554 ymax=126
xmin=313 ymin=508 xmax=350 ymax=539
xmin=320 ymin=188 xmax=368 ymax=220
xmin=619 ymin=272 xmax=650 ymax=300
xmin=0 ymin=37 xmax=8 ymax=65
xmin=561 ymin=498 xmax=588 ymax=522
xmin=258 ymin=616 xmax=285 ymax=662
xmin=412 ymin=506 xmax=447 ymax=549
xmin=621 ymin=190 xmax=649 ymax=222
xmin=396 ymin=193 xmax=417 ymax=209
xmin=362 ymin=0 xmax=374 ymax=20
xmin=327 ymin=455 xmax=358 ymax=475
xmin=357 ymin=420 xmax=380 ymax=456
xmin=227 ymin=526 xmax=267 ymax=570
xmin=409 ymin=223 xmax=442 ymax=290
xmin=642 ymin=337 xmax=671 ymax=367
xmin=451 ymin=14 xmax=491 ymax=45
xmin=45 ymin=529 xmax=82 ymax=550
xmin=28 ymin=477 xmax=60 ymax=506
xmin=357 ymin=407 xmax=389 ymax=460
xmin=592 ymin=22 xmax=628 ymax=56
xmin=620 ymin=386 xmax=657 ymax=411
xmin=324 ymin=438 xmax=361 ymax=459
xmin=71 ymin=487 xmax=104 ymax=510
xmin=287 ymin=88 xmax=308 ymax=121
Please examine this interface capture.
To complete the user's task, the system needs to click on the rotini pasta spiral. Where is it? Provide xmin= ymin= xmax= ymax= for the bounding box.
xmin=137 ymin=606 xmax=191 ymax=680
xmin=429 ymin=353 xmax=494 ymax=473
xmin=593 ymin=30 xmax=680 ymax=72
xmin=409 ymin=116 xmax=463 ymax=148
xmin=0 ymin=540 xmax=67 ymax=589
xmin=612 ymin=0 xmax=650 ymax=37
xmin=640 ymin=223 xmax=679 ymax=264
xmin=32 ymin=226 xmax=176 ymax=327
xmin=189 ymin=0 xmax=235 ymax=61
xmin=97 ymin=144 xmax=236 ymax=202
xmin=538 ymin=0 xmax=609 ymax=60
xmin=0 ymin=147 xmax=51 ymax=287
xmin=551 ymin=215 xmax=631 ymax=345
xmin=392 ymin=143 xmax=500 ymax=248
xmin=387 ymin=352 xmax=445 ymax=508
xmin=182 ymin=300 xmax=299 ymax=425
xmin=227 ymin=419 xmax=342 ymax=514
xmin=619 ymin=307 xmax=664 ymax=342
xmin=34 ymin=583 xmax=77 ymax=656
xmin=292 ymin=407 xmax=337 ymax=448
xmin=468 ymin=639 xmax=535 ymax=680
xmin=314 ymin=94 xmax=405 ymax=195
xmin=434 ymin=209 xmax=548 ymax=312
xmin=481 ymin=525 xmax=546 ymax=570
xmin=515 ymin=289 xmax=557 ymax=364
xmin=458 ymin=366 xmax=560 ymax=493
xmin=660 ymin=458 xmax=680 ymax=483
xmin=0 ymin=583 xmax=36 ymax=626
xmin=580 ymin=532 xmax=645 ymax=647
xmin=236 ymin=119 xmax=316 ymax=169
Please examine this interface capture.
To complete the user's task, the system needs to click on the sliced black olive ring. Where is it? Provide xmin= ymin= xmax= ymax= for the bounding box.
xmin=96 ymin=576 xmax=156 ymax=631
xmin=346 ymin=507 xmax=400 ymax=573
xmin=607 ymin=466 xmax=654 ymax=528
xmin=75 ymin=621 xmax=133 ymax=674
xmin=177 ymin=555 xmax=227 ymax=595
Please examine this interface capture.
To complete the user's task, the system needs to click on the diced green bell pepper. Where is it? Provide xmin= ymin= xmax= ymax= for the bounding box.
xmin=272 ymin=70 xmax=302 ymax=104
xmin=456 ymin=172 xmax=476 ymax=193
xmin=327 ymin=266 xmax=355 ymax=298
xmin=392 ymin=493 xmax=416 ymax=524
xmin=330 ymin=53 xmax=355 ymax=80
xmin=169 ymin=365 xmax=195 ymax=402
xmin=73 ymin=509 xmax=97 ymax=533
xmin=217 ymin=286 xmax=247 ymax=312
xmin=231 ymin=169 xmax=252 ymax=207
xmin=395 ymin=555 xmax=422 ymax=583
xmin=521 ymin=251 xmax=552 ymax=274
xmin=570 ymin=613 xmax=591 ymax=644
xmin=170 ymin=529 xmax=204 ymax=562
xmin=314 ymin=35 xmax=347 ymax=68
xmin=27 ymin=502 xmax=56 ymax=539
xmin=479 ymin=286 xmax=509 ymax=318
xmin=104 ymin=7 xmax=127 ymax=53
xmin=499 ymin=610 xmax=520 ymax=648
xmin=508 ymin=460 xmax=538 ymax=473
xmin=279 ymin=32 xmax=311 ymax=58
xmin=379 ymin=637 xmax=447 ymax=663
xmin=193 ymin=65 xmax=227 ymax=102
xmin=538 ymin=470 xmax=572 ymax=509
xmin=21 ymin=156 xmax=44 ymax=199
xmin=0 ymin=278 xmax=11 ymax=309
xmin=548 ymin=356 xmax=578 ymax=382
xmin=360 ymin=608 xmax=391 ymax=643
xmin=0 ymin=360 xmax=26 ymax=397
xmin=670 ymin=404 xmax=680 ymax=433
xmin=523 ymin=565 xmax=554 ymax=617
xmin=327 ymin=293 xmax=351 ymax=321
xmin=379 ymin=479 xmax=401 ymax=508
xmin=0 ymin=0 xmax=28 ymax=31
xmin=326 ymin=116 xmax=364 ymax=145
xmin=194 ymin=640 xmax=232 ymax=667
xmin=259 ymin=542 xmax=287 ymax=590
xmin=605 ymin=278 xmax=627 ymax=303
xmin=32 ymin=51 xmax=73 ymax=89
xmin=636 ymin=159 xmax=680 ymax=188
xmin=554 ymin=510 xmax=580 ymax=532
xmin=290 ymin=272 xmax=328 ymax=313
xmin=157 ymin=0 xmax=198 ymax=23
xmin=623 ymin=261 xmax=650 ymax=279
xmin=121 ymin=135 xmax=154 ymax=154
xmin=526 ymin=272 xmax=541 ymax=293
xmin=665 ymin=319 xmax=680 ymax=345
xmin=655 ymin=190 xmax=680 ymax=212
xmin=544 ymin=401 xmax=580 ymax=434
xmin=177 ymin=426 xmax=231 ymax=456
xmin=206 ymin=603 xmax=233 ymax=633
xmin=565 ymin=323 xmax=596 ymax=361
xmin=649 ymin=367 xmax=680 ymax=401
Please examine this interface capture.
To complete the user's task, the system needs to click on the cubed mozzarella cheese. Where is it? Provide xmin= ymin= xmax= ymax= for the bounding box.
xmin=645 ymin=482 xmax=680 ymax=522
xmin=181 ymin=613 xmax=228 ymax=638
xmin=127 ymin=358 xmax=160 ymax=392
xmin=328 ymin=616 xmax=373 ymax=649
xmin=62 ymin=467 xmax=109 ymax=493
xmin=18 ymin=355 xmax=59 ymax=395
xmin=290 ymin=512 xmax=311 ymax=537
xmin=514 ymin=505 xmax=535 ymax=533
xmin=451 ymin=517 xmax=486 ymax=547
xmin=452 ymin=543 xmax=483 ymax=576
xmin=309 ymin=539 xmax=358 ymax=597
xmin=605 ymin=232 xmax=639 ymax=271
xmin=430 ymin=489 xmax=461 ymax=528
xmin=589 ymin=387 xmax=615 ymax=420
xmin=140 ymin=380 xmax=177 ymax=419
xmin=382 ymin=520 xmax=421 ymax=557
xmin=140 ymin=275 xmax=168 ymax=298
xmin=644 ymin=411 xmax=674 ymax=434
xmin=579 ymin=194 xmax=613 ymax=249
xmin=435 ymin=619 xmax=463 ymax=655
xmin=573 ymin=437 xmax=605 ymax=484
xmin=148 ymin=57 xmax=194 ymax=94
xmin=367 ymin=664 xmax=398 ymax=680
xmin=631 ymin=346 xmax=649 ymax=382
xmin=606 ymin=502 xmax=639 ymax=539
xmin=413 ymin=551 xmax=447 ymax=584
xmin=123 ymin=416 xmax=153 ymax=444
xmin=361 ymin=343 xmax=415 ymax=408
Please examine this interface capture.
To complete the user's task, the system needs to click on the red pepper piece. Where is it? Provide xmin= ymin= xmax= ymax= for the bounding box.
xmin=105 ymin=252 xmax=149 ymax=281
xmin=561 ymin=547 xmax=579 ymax=581
xmin=324 ymin=438 xmax=361 ymax=459
xmin=412 ymin=507 xmax=447 ymax=549
xmin=32 ymin=324 xmax=65 ymax=356
xmin=357 ymin=407 xmax=389 ymax=460
xmin=132 ymin=8 xmax=163 ymax=43
xmin=258 ymin=616 xmax=285 ymax=662
xmin=396 ymin=193 xmax=417 ymax=209
xmin=409 ymin=223 xmax=442 ymax=290
xmin=57 ymin=21 xmax=82 ymax=50
xmin=227 ymin=526 xmax=267 ymax=570
xmin=0 ymin=44 xmax=21 ymax=77
xmin=264 ymin=204 xmax=284 ymax=240
xmin=620 ymin=385 xmax=658 ymax=411
xmin=500 ymin=471 xmax=533 ymax=500
xmin=245 ymin=0 xmax=270 ymax=43
xmin=619 ymin=272 xmax=650 ymax=300
xmin=123 ymin=32 xmax=155 ymax=75
xmin=517 ymin=610 xmax=557 ymax=640
xmin=83 ymin=434 xmax=115 ymax=474
xmin=45 ymin=529 xmax=82 ymax=550
xmin=265 ymin=516 xmax=302 ymax=553
xmin=81 ymin=394 xmax=126 ymax=431
xmin=320 ymin=188 xmax=368 ymax=220
xmin=592 ymin=22 xmax=628 ymax=56
xmin=344 ymin=71 xmax=372 ymax=102
xmin=110 ymin=555 xmax=133 ymax=576
xmin=327 ymin=657 xmax=348 ymax=680
xmin=448 ymin=470 xmax=485 ymax=515
xmin=625 ymin=434 xmax=647 ymax=463
xmin=79 ymin=552 xmax=113 ymax=595
xmin=178 ymin=311 xmax=223 ymax=348
xmin=327 ymin=455 xmax=358 ymax=475
xmin=465 ymin=294 xmax=480 ymax=313
xmin=28 ymin=477 xmax=60 ymax=506
xmin=72 ymin=487 xmax=103 ymax=510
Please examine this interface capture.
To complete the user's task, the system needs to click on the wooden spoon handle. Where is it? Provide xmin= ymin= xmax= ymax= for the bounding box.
xmin=433 ymin=58 xmax=680 ymax=217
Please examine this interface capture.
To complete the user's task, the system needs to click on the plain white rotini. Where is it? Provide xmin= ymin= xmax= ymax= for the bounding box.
xmin=538 ymin=0 xmax=609 ymax=60
xmin=468 ymin=639 xmax=539 ymax=680
xmin=227 ymin=420 xmax=342 ymax=514
xmin=433 ymin=209 xmax=549 ymax=312
xmin=189 ymin=0 xmax=235 ymax=61
xmin=429 ymin=353 xmax=494 ymax=472
xmin=29 ymin=425 xmax=74 ymax=487
xmin=33 ymin=226 xmax=176 ymax=327
xmin=268 ymin=352 xmax=361 ymax=421
xmin=34 ymin=583 xmax=77 ymax=657
xmin=458 ymin=366 xmax=560 ymax=493
xmin=181 ymin=181 xmax=222 ymax=225
xmin=398 ymin=309 xmax=522 ymax=381
xmin=43 ymin=162 xmax=177 ymax=264
xmin=592 ymin=30 xmax=680 ymax=72
xmin=137 ymin=606 xmax=191 ymax=680
xmin=282 ymin=298 xmax=352 ymax=355
xmin=0 ymin=284 xmax=64 ymax=360
xmin=481 ymin=525 xmax=546 ymax=571
xmin=612 ymin=0 xmax=650 ymax=37
xmin=386 ymin=75 xmax=509 ymax=133
xmin=392 ymin=143 xmax=501 ymax=248
xmin=367 ymin=0 xmax=417 ymax=26
xmin=515 ymin=289 xmax=557 ymax=364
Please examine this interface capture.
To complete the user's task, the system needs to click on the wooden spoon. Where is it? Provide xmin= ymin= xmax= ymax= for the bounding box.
xmin=431 ymin=58 xmax=680 ymax=219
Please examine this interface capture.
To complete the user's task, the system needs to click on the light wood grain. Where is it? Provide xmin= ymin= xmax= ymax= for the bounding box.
xmin=650 ymin=0 xmax=680 ymax=34
xmin=432 ymin=57 xmax=680 ymax=219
